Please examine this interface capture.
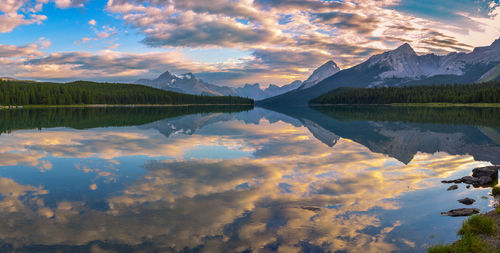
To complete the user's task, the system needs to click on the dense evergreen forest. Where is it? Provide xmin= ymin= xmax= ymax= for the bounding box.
xmin=0 ymin=80 xmax=253 ymax=105
xmin=310 ymin=82 xmax=500 ymax=104
xmin=0 ymin=106 xmax=253 ymax=135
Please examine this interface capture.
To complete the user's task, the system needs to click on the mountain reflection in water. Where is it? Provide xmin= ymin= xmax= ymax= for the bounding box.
xmin=0 ymin=105 xmax=498 ymax=252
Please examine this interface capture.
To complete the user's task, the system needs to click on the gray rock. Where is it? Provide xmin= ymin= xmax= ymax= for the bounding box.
xmin=301 ymin=206 xmax=320 ymax=212
xmin=472 ymin=166 xmax=499 ymax=178
xmin=458 ymin=198 xmax=476 ymax=205
xmin=447 ymin=185 xmax=458 ymax=191
xmin=441 ymin=165 xmax=499 ymax=187
xmin=441 ymin=208 xmax=481 ymax=217
xmin=478 ymin=176 xmax=493 ymax=186
xmin=442 ymin=179 xmax=460 ymax=184
xmin=461 ymin=176 xmax=477 ymax=184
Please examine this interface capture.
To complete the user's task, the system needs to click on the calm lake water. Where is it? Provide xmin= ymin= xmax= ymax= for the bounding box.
xmin=0 ymin=105 xmax=499 ymax=252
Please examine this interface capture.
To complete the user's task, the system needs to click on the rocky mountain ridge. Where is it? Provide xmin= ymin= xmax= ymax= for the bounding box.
xmin=259 ymin=37 xmax=500 ymax=105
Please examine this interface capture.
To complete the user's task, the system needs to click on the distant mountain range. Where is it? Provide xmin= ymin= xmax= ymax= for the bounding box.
xmin=0 ymin=77 xmax=17 ymax=81
xmin=135 ymin=60 xmax=341 ymax=100
xmin=259 ymin=37 xmax=500 ymax=105
xmin=136 ymin=37 xmax=500 ymax=103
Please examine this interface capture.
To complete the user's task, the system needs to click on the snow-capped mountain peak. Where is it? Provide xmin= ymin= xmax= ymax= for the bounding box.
xmin=136 ymin=71 xmax=303 ymax=100
xmin=157 ymin=70 xmax=176 ymax=81
xmin=393 ymin=43 xmax=416 ymax=56
xmin=183 ymin=73 xmax=195 ymax=79
xmin=300 ymin=60 xmax=341 ymax=89
xmin=366 ymin=42 xmax=423 ymax=79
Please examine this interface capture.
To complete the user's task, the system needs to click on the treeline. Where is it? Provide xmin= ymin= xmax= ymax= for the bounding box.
xmin=310 ymin=82 xmax=500 ymax=104
xmin=0 ymin=106 xmax=253 ymax=134
xmin=0 ymin=80 xmax=253 ymax=105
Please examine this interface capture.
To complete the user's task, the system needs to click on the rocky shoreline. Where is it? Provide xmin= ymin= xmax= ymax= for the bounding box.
xmin=429 ymin=165 xmax=500 ymax=252
xmin=440 ymin=165 xmax=499 ymax=217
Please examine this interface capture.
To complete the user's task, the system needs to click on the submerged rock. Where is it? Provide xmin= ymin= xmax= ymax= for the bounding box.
xmin=447 ymin=185 xmax=458 ymax=191
xmin=458 ymin=198 xmax=476 ymax=205
xmin=442 ymin=179 xmax=462 ymax=184
xmin=441 ymin=208 xmax=481 ymax=217
xmin=301 ymin=206 xmax=321 ymax=212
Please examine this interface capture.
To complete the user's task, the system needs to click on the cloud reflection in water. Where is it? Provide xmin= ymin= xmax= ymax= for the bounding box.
xmin=0 ymin=109 xmax=494 ymax=252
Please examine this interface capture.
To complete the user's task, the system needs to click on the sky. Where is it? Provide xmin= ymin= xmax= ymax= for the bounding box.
xmin=0 ymin=0 xmax=499 ymax=87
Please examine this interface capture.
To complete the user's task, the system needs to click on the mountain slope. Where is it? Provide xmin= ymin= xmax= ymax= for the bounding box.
xmin=259 ymin=60 xmax=391 ymax=105
xmin=299 ymin=61 xmax=341 ymax=90
xmin=136 ymin=60 xmax=342 ymax=100
xmin=235 ymin=81 xmax=303 ymax=100
xmin=136 ymin=71 xmax=225 ymax=96
xmin=259 ymin=38 xmax=500 ymax=106
xmin=136 ymin=71 xmax=304 ymax=99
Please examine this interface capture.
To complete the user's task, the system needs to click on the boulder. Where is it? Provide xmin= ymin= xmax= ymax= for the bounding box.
xmin=472 ymin=166 xmax=499 ymax=178
xmin=458 ymin=198 xmax=476 ymax=205
xmin=478 ymin=176 xmax=493 ymax=186
xmin=441 ymin=208 xmax=481 ymax=217
xmin=447 ymin=185 xmax=458 ymax=191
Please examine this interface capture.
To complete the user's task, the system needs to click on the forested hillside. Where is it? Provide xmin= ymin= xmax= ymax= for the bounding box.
xmin=0 ymin=80 xmax=253 ymax=106
xmin=310 ymin=82 xmax=500 ymax=105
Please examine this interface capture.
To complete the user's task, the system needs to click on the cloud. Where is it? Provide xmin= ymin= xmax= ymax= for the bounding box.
xmin=0 ymin=44 xmax=44 ymax=58
xmin=2 ymin=0 xmax=499 ymax=85
xmin=53 ymin=0 xmax=86 ymax=8
xmin=0 ymin=39 xmax=220 ymax=81
xmin=314 ymin=12 xmax=380 ymax=34
xmin=0 ymin=0 xmax=88 ymax=33
xmin=21 ymin=49 xmax=213 ymax=80
xmin=100 ymin=0 xmax=497 ymax=86
xmin=0 ymin=113 xmax=490 ymax=251
xmin=0 ymin=12 xmax=47 ymax=33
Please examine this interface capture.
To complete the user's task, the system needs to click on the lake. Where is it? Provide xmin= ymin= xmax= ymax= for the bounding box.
xmin=0 ymin=105 xmax=498 ymax=252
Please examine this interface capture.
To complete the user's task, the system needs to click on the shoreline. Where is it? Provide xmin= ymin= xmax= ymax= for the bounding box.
xmin=0 ymin=104 xmax=254 ymax=109
xmin=431 ymin=209 xmax=500 ymax=252
xmin=310 ymin=103 xmax=500 ymax=108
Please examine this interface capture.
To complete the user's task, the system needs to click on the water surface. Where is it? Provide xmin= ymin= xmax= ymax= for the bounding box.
xmin=0 ymin=105 xmax=498 ymax=252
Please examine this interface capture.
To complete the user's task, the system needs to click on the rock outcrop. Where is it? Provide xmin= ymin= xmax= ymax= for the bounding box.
xmin=441 ymin=208 xmax=481 ymax=217
xmin=442 ymin=166 xmax=499 ymax=187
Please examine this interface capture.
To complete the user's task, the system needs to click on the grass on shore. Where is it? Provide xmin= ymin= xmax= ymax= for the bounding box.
xmin=428 ymin=214 xmax=498 ymax=253
xmin=458 ymin=215 xmax=496 ymax=236
xmin=492 ymin=186 xmax=500 ymax=196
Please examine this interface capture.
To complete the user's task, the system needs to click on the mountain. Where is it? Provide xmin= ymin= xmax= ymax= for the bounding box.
xmin=136 ymin=71 xmax=303 ymax=100
xmin=136 ymin=71 xmax=224 ymax=96
xmin=299 ymin=61 xmax=341 ymax=90
xmin=0 ymin=77 xmax=17 ymax=81
xmin=259 ymin=37 xmax=500 ymax=106
xmin=235 ymin=81 xmax=303 ymax=100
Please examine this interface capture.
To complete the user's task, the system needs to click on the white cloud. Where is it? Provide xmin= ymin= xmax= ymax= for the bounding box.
xmin=53 ymin=0 xmax=86 ymax=9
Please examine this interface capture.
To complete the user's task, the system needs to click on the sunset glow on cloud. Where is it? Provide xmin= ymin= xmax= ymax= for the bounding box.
xmin=0 ymin=0 xmax=499 ymax=86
